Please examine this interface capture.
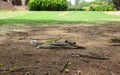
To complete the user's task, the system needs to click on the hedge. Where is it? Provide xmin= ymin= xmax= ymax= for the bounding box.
xmin=28 ymin=0 xmax=68 ymax=11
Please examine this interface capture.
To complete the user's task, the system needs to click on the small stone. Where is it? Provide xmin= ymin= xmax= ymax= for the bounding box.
xmin=76 ymin=55 xmax=80 ymax=58
xmin=64 ymin=69 xmax=69 ymax=73
xmin=24 ymin=72 xmax=30 ymax=75
xmin=68 ymin=61 xmax=72 ymax=66
xmin=111 ymin=37 xmax=120 ymax=43
xmin=0 ymin=63 xmax=4 ymax=66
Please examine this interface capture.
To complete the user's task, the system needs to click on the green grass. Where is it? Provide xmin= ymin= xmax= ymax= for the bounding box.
xmin=0 ymin=11 xmax=120 ymax=25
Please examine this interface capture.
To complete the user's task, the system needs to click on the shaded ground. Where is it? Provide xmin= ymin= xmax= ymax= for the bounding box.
xmin=0 ymin=24 xmax=120 ymax=75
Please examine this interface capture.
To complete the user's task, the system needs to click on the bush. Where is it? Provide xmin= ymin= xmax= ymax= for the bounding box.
xmin=28 ymin=0 xmax=68 ymax=11
xmin=68 ymin=6 xmax=85 ymax=11
xmin=68 ymin=5 xmax=90 ymax=11
xmin=90 ymin=3 xmax=115 ymax=11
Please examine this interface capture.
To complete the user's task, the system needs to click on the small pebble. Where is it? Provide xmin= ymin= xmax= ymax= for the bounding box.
xmin=64 ymin=69 xmax=69 ymax=73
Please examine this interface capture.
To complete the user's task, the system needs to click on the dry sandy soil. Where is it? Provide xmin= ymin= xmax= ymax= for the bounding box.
xmin=105 ymin=11 xmax=120 ymax=16
xmin=0 ymin=24 xmax=120 ymax=75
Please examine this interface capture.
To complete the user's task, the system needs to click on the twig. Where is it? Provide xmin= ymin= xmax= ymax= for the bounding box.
xmin=110 ymin=71 xmax=116 ymax=75
xmin=23 ymin=53 xmax=34 ymax=56
xmin=60 ymin=61 xmax=69 ymax=73
xmin=108 ymin=43 xmax=120 ymax=46
xmin=78 ymin=54 xmax=108 ymax=60
xmin=89 ymin=67 xmax=97 ymax=75
xmin=65 ymin=40 xmax=85 ymax=49
xmin=0 ymin=67 xmax=25 ymax=72
xmin=10 ymin=67 xmax=25 ymax=72
xmin=111 ymin=38 xmax=120 ymax=43
xmin=0 ymin=66 xmax=32 ymax=72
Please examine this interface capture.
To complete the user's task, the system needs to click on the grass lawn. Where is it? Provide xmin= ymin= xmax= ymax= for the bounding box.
xmin=0 ymin=11 xmax=120 ymax=25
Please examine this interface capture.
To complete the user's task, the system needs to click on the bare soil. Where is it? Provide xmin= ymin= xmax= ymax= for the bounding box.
xmin=105 ymin=11 xmax=120 ymax=16
xmin=0 ymin=24 xmax=120 ymax=75
xmin=0 ymin=1 xmax=14 ymax=10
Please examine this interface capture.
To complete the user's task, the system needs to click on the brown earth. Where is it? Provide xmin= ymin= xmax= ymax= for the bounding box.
xmin=0 ymin=1 xmax=14 ymax=10
xmin=0 ymin=24 xmax=120 ymax=75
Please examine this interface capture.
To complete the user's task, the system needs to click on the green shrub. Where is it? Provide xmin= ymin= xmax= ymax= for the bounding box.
xmin=90 ymin=3 xmax=115 ymax=11
xmin=82 ymin=7 xmax=90 ymax=11
xmin=68 ymin=5 xmax=90 ymax=11
xmin=68 ymin=6 xmax=85 ymax=11
xmin=28 ymin=0 xmax=68 ymax=11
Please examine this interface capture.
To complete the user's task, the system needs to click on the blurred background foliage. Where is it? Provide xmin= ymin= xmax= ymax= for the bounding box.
xmin=27 ymin=0 xmax=120 ymax=11
xmin=67 ymin=0 xmax=118 ymax=11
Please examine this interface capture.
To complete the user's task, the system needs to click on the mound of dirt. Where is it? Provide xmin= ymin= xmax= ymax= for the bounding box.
xmin=0 ymin=1 xmax=14 ymax=10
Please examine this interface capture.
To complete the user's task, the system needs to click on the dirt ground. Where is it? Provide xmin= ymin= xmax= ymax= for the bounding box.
xmin=0 ymin=1 xmax=14 ymax=10
xmin=0 ymin=24 xmax=120 ymax=75
xmin=105 ymin=11 xmax=120 ymax=16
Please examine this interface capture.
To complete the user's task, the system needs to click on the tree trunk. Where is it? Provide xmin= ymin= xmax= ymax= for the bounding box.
xmin=112 ymin=0 xmax=120 ymax=10
xmin=21 ymin=0 xmax=25 ymax=6
xmin=7 ymin=0 xmax=12 ymax=3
